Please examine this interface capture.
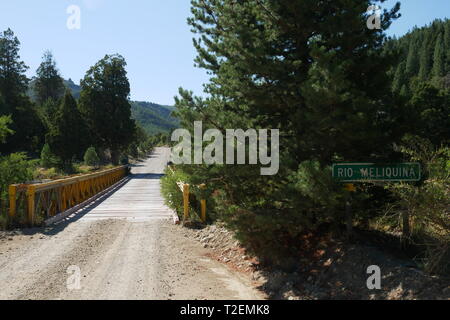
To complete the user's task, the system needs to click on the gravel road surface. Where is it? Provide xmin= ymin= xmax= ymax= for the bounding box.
xmin=0 ymin=148 xmax=263 ymax=300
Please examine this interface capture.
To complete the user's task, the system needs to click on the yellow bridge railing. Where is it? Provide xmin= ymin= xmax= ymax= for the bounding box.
xmin=169 ymin=166 xmax=207 ymax=223
xmin=9 ymin=166 xmax=129 ymax=226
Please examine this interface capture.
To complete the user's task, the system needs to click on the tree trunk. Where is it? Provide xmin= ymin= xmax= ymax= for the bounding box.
xmin=401 ymin=211 xmax=411 ymax=248
xmin=110 ymin=149 xmax=119 ymax=165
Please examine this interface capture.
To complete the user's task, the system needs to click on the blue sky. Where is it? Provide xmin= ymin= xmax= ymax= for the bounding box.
xmin=0 ymin=0 xmax=448 ymax=105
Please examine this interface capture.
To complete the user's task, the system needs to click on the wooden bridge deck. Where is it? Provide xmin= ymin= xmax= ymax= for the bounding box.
xmin=80 ymin=148 xmax=174 ymax=222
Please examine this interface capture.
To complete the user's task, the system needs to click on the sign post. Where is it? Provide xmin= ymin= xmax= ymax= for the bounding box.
xmin=332 ymin=163 xmax=422 ymax=241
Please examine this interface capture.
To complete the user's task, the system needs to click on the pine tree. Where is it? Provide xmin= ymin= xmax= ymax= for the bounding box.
xmin=393 ymin=61 xmax=407 ymax=92
xmin=405 ymin=38 xmax=420 ymax=76
xmin=444 ymin=21 xmax=450 ymax=71
xmin=0 ymin=29 xmax=28 ymax=106
xmin=83 ymin=147 xmax=100 ymax=167
xmin=40 ymin=143 xmax=56 ymax=168
xmin=432 ymin=33 xmax=446 ymax=78
xmin=47 ymin=90 xmax=88 ymax=172
xmin=418 ymin=31 xmax=432 ymax=81
xmin=409 ymin=83 xmax=450 ymax=145
xmin=175 ymin=0 xmax=402 ymax=258
xmin=34 ymin=51 xmax=65 ymax=104
xmin=79 ymin=54 xmax=136 ymax=164
xmin=0 ymin=29 xmax=44 ymax=153
xmin=0 ymin=115 xmax=13 ymax=144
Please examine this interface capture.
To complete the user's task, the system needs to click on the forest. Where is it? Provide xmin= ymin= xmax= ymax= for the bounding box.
xmin=162 ymin=1 xmax=449 ymax=275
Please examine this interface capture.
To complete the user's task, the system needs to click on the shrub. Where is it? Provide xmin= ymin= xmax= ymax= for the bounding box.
xmin=0 ymin=115 xmax=14 ymax=143
xmin=210 ymin=161 xmax=352 ymax=264
xmin=0 ymin=153 xmax=36 ymax=228
xmin=40 ymin=143 xmax=57 ymax=168
xmin=83 ymin=147 xmax=100 ymax=168
xmin=384 ymin=136 xmax=449 ymax=274
xmin=161 ymin=167 xmax=190 ymax=219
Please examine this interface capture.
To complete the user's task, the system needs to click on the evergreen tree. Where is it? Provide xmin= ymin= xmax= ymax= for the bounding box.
xmin=79 ymin=54 xmax=136 ymax=164
xmin=0 ymin=29 xmax=28 ymax=107
xmin=393 ymin=61 xmax=407 ymax=92
xmin=432 ymin=33 xmax=445 ymax=78
xmin=409 ymin=83 xmax=450 ymax=145
xmin=83 ymin=147 xmax=100 ymax=167
xmin=418 ymin=32 xmax=432 ymax=80
xmin=47 ymin=90 xmax=88 ymax=171
xmin=40 ymin=98 xmax=59 ymax=127
xmin=0 ymin=115 xmax=13 ymax=144
xmin=34 ymin=51 xmax=65 ymax=104
xmin=174 ymin=0 xmax=402 ymax=259
xmin=0 ymin=29 xmax=44 ymax=154
xmin=405 ymin=38 xmax=420 ymax=76
xmin=444 ymin=21 xmax=450 ymax=70
xmin=40 ymin=143 xmax=56 ymax=168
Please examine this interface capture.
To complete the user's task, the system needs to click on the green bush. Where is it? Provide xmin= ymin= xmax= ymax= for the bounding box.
xmin=40 ymin=143 xmax=58 ymax=168
xmin=0 ymin=115 xmax=14 ymax=143
xmin=208 ymin=162 xmax=351 ymax=264
xmin=0 ymin=153 xmax=36 ymax=229
xmin=161 ymin=167 xmax=189 ymax=219
xmin=83 ymin=147 xmax=100 ymax=167
xmin=384 ymin=136 xmax=449 ymax=274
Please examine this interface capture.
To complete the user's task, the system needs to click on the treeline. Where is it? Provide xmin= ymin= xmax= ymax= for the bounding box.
xmin=0 ymin=28 xmax=155 ymax=167
xmin=164 ymin=1 xmax=449 ymax=273
xmin=0 ymin=28 xmax=155 ymax=225
xmin=385 ymin=19 xmax=450 ymax=148
xmin=388 ymin=19 xmax=450 ymax=94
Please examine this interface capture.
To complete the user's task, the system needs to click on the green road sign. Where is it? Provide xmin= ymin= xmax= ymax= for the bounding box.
xmin=332 ymin=163 xmax=421 ymax=182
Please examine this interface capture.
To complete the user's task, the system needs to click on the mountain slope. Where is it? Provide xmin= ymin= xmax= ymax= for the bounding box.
xmin=386 ymin=19 xmax=450 ymax=92
xmin=130 ymin=101 xmax=179 ymax=135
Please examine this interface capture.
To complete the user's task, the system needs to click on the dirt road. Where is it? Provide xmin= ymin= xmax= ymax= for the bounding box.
xmin=0 ymin=148 xmax=263 ymax=300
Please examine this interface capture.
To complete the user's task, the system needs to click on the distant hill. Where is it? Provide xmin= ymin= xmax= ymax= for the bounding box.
xmin=28 ymin=78 xmax=179 ymax=135
xmin=130 ymin=101 xmax=179 ymax=135
xmin=65 ymin=78 xmax=81 ymax=99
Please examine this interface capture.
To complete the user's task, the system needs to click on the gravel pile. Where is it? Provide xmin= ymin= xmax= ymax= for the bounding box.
xmin=188 ymin=224 xmax=257 ymax=273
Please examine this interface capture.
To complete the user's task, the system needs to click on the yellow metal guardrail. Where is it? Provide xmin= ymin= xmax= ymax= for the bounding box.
xmin=169 ymin=166 xmax=206 ymax=223
xmin=9 ymin=166 xmax=129 ymax=226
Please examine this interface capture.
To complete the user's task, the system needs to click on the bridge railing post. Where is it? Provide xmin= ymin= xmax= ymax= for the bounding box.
xmin=27 ymin=185 xmax=36 ymax=226
xmin=200 ymin=199 xmax=206 ymax=223
xmin=183 ymin=184 xmax=190 ymax=221
xmin=8 ymin=185 xmax=17 ymax=218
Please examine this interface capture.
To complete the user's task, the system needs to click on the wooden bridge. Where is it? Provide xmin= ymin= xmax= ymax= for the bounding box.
xmin=8 ymin=148 xmax=175 ymax=226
